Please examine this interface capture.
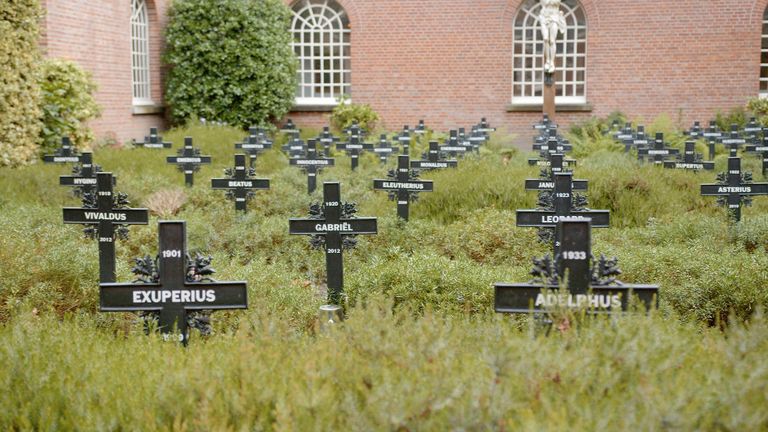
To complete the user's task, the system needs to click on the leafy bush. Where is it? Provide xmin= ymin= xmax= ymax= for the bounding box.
xmin=715 ymin=106 xmax=748 ymax=131
xmin=747 ymin=97 xmax=768 ymax=126
xmin=330 ymin=96 xmax=381 ymax=132
xmin=38 ymin=58 xmax=101 ymax=153
xmin=0 ymin=0 xmax=42 ymax=167
xmin=165 ymin=0 xmax=297 ymax=128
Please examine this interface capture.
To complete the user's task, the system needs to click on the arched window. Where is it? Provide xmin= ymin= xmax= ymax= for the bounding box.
xmin=291 ymin=0 xmax=351 ymax=106
xmin=512 ymin=0 xmax=587 ymax=105
xmin=761 ymin=6 xmax=768 ymax=97
xmin=131 ymin=0 xmax=151 ymax=104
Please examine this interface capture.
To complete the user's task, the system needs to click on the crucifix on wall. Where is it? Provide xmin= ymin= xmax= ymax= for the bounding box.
xmin=539 ymin=0 xmax=566 ymax=120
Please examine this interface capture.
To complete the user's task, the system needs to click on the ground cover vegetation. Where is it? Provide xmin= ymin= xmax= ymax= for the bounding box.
xmin=0 ymin=120 xmax=767 ymax=429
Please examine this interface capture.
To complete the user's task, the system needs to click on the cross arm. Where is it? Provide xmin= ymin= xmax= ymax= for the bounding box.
xmin=100 ymin=281 xmax=248 ymax=311
xmin=63 ymin=208 xmax=150 ymax=225
xmin=494 ymin=283 xmax=659 ymax=313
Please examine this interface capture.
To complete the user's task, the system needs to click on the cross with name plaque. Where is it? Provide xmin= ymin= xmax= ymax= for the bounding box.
xmin=374 ymin=134 xmax=395 ymax=164
xmin=281 ymin=132 xmax=308 ymax=158
xmin=63 ymin=172 xmax=149 ymax=282
xmin=468 ymin=127 xmax=487 ymax=151
xmin=745 ymin=129 xmax=768 ymax=175
xmin=133 ymin=127 xmax=172 ymax=149
xmin=685 ymin=121 xmax=703 ymax=140
xmin=100 ymin=221 xmax=248 ymax=345
xmin=289 ymin=182 xmax=377 ymax=304
xmin=533 ymin=115 xmax=556 ymax=131
xmin=211 ymin=154 xmax=270 ymax=211
xmin=701 ymin=156 xmax=768 ymax=222
xmin=494 ymin=219 xmax=658 ymax=315
xmin=703 ymin=121 xmax=723 ymax=160
xmin=318 ymin=127 xmax=339 ymax=157
xmin=477 ymin=117 xmax=497 ymax=134
xmin=517 ymin=172 xmax=609 ymax=255
xmin=637 ymin=133 xmax=679 ymax=164
xmin=59 ymin=152 xmax=115 ymax=196
xmin=397 ymin=126 xmax=412 ymax=155
xmin=442 ymin=130 xmax=471 ymax=157
xmin=534 ymin=128 xmax=573 ymax=154
xmin=414 ymin=119 xmax=427 ymax=135
xmin=744 ymin=117 xmax=762 ymax=139
xmin=613 ymin=122 xmax=635 ymax=144
xmin=235 ymin=127 xmax=273 ymax=167
xmin=624 ymin=125 xmax=650 ymax=154
xmin=373 ymin=155 xmax=433 ymax=221
xmin=166 ymin=137 xmax=212 ymax=186
xmin=289 ymin=139 xmax=335 ymax=193
xmin=280 ymin=119 xmax=299 ymax=134
xmin=720 ymin=125 xmax=746 ymax=154
xmin=337 ymin=126 xmax=373 ymax=170
xmin=410 ymin=141 xmax=459 ymax=170
xmin=663 ymin=141 xmax=714 ymax=171
xmin=43 ymin=137 xmax=83 ymax=164
xmin=528 ymin=152 xmax=576 ymax=172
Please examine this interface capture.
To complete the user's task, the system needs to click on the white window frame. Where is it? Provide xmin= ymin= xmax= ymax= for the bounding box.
xmin=761 ymin=7 xmax=768 ymax=98
xmin=291 ymin=0 xmax=351 ymax=106
xmin=511 ymin=0 xmax=587 ymax=105
xmin=131 ymin=0 xmax=152 ymax=106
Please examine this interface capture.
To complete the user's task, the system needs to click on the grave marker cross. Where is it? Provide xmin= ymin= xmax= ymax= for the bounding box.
xmin=336 ymin=126 xmax=373 ymax=170
xmin=663 ymin=141 xmax=714 ymax=171
xmin=374 ymin=134 xmax=395 ymax=164
xmin=100 ymin=221 xmax=248 ymax=345
xmin=720 ymin=125 xmax=746 ymax=155
xmin=494 ymin=220 xmax=658 ymax=314
xmin=745 ymin=129 xmax=768 ymax=175
xmin=63 ymin=172 xmax=149 ymax=282
xmin=701 ymin=156 xmax=768 ymax=222
xmin=235 ymin=127 xmax=273 ymax=167
xmin=703 ymin=121 xmax=723 ymax=160
xmin=289 ymin=140 xmax=335 ymax=194
xmin=410 ymin=141 xmax=458 ymax=170
xmin=166 ymin=137 xmax=212 ymax=186
xmin=59 ymin=152 xmax=114 ymax=196
xmin=211 ymin=154 xmax=270 ymax=211
xmin=133 ymin=127 xmax=172 ymax=149
xmin=289 ymin=182 xmax=377 ymax=304
xmin=637 ymin=133 xmax=679 ymax=164
xmin=373 ymin=155 xmax=434 ymax=221
xmin=43 ymin=137 xmax=83 ymax=164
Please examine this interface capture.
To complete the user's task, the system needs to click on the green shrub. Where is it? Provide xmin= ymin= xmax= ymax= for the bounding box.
xmin=715 ymin=106 xmax=748 ymax=131
xmin=330 ymin=96 xmax=381 ymax=132
xmin=38 ymin=58 xmax=101 ymax=153
xmin=0 ymin=0 xmax=42 ymax=167
xmin=747 ymin=97 xmax=768 ymax=126
xmin=165 ymin=0 xmax=297 ymax=128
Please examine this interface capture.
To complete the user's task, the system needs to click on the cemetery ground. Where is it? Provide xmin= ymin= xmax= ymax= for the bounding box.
xmin=1 ymin=122 xmax=768 ymax=430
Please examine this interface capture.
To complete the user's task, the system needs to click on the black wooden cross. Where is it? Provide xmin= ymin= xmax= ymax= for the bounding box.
xmin=211 ymin=154 xmax=270 ymax=212
xmin=703 ymin=121 xmax=723 ymax=160
xmin=235 ymin=127 xmax=273 ymax=167
xmin=467 ymin=127 xmax=487 ymax=152
xmin=517 ymin=172 xmax=609 ymax=255
xmin=289 ymin=139 xmax=335 ymax=194
xmin=745 ymin=129 xmax=768 ymax=176
xmin=525 ymin=169 xmax=587 ymax=192
xmin=281 ymin=131 xmax=308 ymax=158
xmin=63 ymin=172 xmax=149 ymax=283
xmin=59 ymin=152 xmax=114 ymax=196
xmin=534 ymin=128 xmax=573 ymax=154
xmin=528 ymin=152 xmax=576 ymax=173
xmin=533 ymin=115 xmax=555 ymax=132
xmin=663 ymin=141 xmax=714 ymax=171
xmin=495 ymin=219 xmax=658 ymax=314
xmin=701 ymin=156 xmax=768 ymax=222
xmin=43 ymin=137 xmax=83 ymax=164
xmin=410 ymin=141 xmax=458 ymax=170
xmin=318 ymin=126 xmax=339 ymax=157
xmin=743 ymin=117 xmax=762 ymax=141
xmin=166 ymin=137 xmax=212 ymax=187
xmin=100 ymin=220 xmax=248 ymax=345
xmin=280 ymin=118 xmax=299 ymax=134
xmin=374 ymin=134 xmax=395 ymax=164
xmin=637 ymin=133 xmax=679 ymax=164
xmin=397 ymin=126 xmax=412 ymax=155
xmin=613 ymin=122 xmax=635 ymax=144
xmin=373 ymin=155 xmax=433 ymax=221
xmin=476 ymin=117 xmax=496 ymax=134
xmin=289 ymin=182 xmax=377 ymax=304
xmin=720 ymin=124 xmax=746 ymax=155
xmin=336 ymin=125 xmax=373 ymax=170
xmin=414 ymin=119 xmax=427 ymax=135
xmin=441 ymin=130 xmax=471 ymax=157
xmin=685 ymin=121 xmax=703 ymax=140
xmin=133 ymin=127 xmax=172 ymax=149
xmin=625 ymin=125 xmax=650 ymax=153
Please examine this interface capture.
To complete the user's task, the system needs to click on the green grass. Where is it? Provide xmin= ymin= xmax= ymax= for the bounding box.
xmin=0 ymin=122 xmax=767 ymax=429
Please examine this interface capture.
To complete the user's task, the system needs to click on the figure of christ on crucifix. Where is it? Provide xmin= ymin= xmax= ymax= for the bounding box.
xmin=539 ymin=0 xmax=565 ymax=120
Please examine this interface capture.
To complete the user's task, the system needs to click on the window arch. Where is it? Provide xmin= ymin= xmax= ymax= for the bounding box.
xmin=290 ymin=0 xmax=351 ymax=105
xmin=131 ymin=0 xmax=151 ymax=104
xmin=761 ymin=6 xmax=768 ymax=97
xmin=512 ymin=0 xmax=587 ymax=104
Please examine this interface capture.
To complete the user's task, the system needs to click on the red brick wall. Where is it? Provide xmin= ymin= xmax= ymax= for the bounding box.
xmin=41 ymin=0 xmax=768 ymax=145
xmin=42 ymin=0 xmax=169 ymax=145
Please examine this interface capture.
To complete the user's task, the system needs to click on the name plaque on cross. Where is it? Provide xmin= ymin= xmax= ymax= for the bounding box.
xmin=373 ymin=155 xmax=434 ymax=221
xmin=289 ymin=140 xmax=335 ymax=193
xmin=211 ymin=154 xmax=270 ymax=212
xmin=166 ymin=137 xmax=212 ymax=186
xmin=100 ymin=221 xmax=248 ymax=345
xmin=494 ymin=220 xmax=659 ymax=314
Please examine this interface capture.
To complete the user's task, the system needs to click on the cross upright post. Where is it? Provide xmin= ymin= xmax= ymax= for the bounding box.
xmin=373 ymin=155 xmax=434 ymax=221
xmin=166 ymin=137 xmax=212 ymax=187
xmin=289 ymin=139 xmax=335 ymax=194
xmin=701 ymin=156 xmax=768 ymax=222
xmin=100 ymin=221 xmax=248 ymax=345
xmin=63 ymin=172 xmax=149 ymax=282
xmin=703 ymin=121 xmax=723 ymax=160
xmin=289 ymin=182 xmax=377 ymax=304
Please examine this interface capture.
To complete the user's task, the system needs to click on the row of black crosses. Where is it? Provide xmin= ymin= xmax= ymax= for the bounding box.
xmin=494 ymin=116 xmax=659 ymax=316
xmin=605 ymin=118 xmax=768 ymax=222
